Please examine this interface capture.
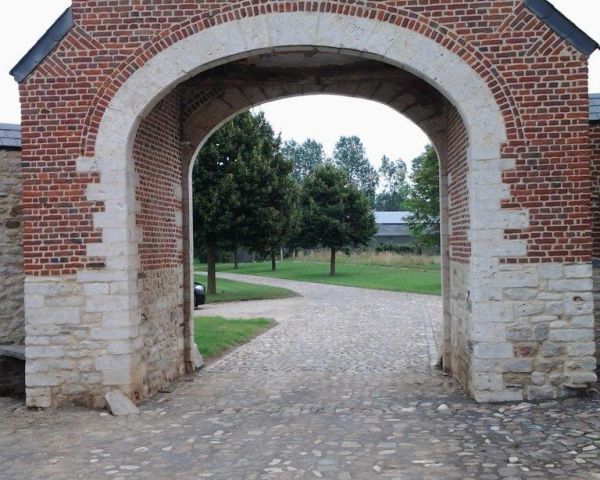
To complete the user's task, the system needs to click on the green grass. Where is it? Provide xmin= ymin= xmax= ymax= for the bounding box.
xmin=196 ymin=260 xmax=442 ymax=296
xmin=194 ymin=273 xmax=296 ymax=304
xmin=194 ymin=316 xmax=275 ymax=359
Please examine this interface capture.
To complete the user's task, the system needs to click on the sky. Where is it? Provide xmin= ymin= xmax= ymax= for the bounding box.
xmin=0 ymin=0 xmax=598 ymax=168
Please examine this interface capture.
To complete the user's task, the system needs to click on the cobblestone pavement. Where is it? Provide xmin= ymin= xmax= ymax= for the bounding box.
xmin=2 ymin=273 xmax=600 ymax=479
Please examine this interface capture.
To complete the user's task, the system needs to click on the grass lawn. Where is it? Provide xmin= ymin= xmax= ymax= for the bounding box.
xmin=196 ymin=260 xmax=442 ymax=296
xmin=194 ymin=316 xmax=275 ymax=359
xmin=194 ymin=273 xmax=296 ymax=304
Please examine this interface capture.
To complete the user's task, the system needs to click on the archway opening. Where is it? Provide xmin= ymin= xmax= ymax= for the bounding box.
xmin=130 ymin=49 xmax=472 ymax=399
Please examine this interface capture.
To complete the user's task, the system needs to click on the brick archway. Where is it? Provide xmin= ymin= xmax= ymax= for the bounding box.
xmin=16 ymin=5 xmax=597 ymax=408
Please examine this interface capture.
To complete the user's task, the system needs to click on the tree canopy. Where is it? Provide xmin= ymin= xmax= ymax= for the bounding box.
xmin=298 ymin=164 xmax=377 ymax=275
xmin=192 ymin=111 xmax=297 ymax=291
xmin=404 ymin=145 xmax=440 ymax=247
xmin=374 ymin=155 xmax=410 ymax=211
xmin=332 ymin=136 xmax=379 ymax=205
xmin=282 ymin=138 xmax=326 ymax=182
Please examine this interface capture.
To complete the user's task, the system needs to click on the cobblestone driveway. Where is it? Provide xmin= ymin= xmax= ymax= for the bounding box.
xmin=2 ymin=273 xmax=600 ymax=479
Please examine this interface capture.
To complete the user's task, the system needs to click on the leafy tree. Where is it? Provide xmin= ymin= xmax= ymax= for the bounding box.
xmin=332 ymin=136 xmax=379 ymax=204
xmin=242 ymin=146 xmax=300 ymax=272
xmin=298 ymin=164 xmax=377 ymax=275
xmin=282 ymin=138 xmax=326 ymax=182
xmin=193 ymin=111 xmax=295 ymax=292
xmin=374 ymin=155 xmax=410 ymax=211
xmin=404 ymin=145 xmax=440 ymax=248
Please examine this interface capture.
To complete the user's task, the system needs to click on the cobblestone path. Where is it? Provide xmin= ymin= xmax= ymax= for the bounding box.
xmin=2 ymin=273 xmax=600 ymax=479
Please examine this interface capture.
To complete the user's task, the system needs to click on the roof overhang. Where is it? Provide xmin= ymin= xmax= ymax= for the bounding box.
xmin=523 ymin=0 xmax=599 ymax=55
xmin=9 ymin=8 xmax=73 ymax=83
xmin=0 ymin=123 xmax=22 ymax=149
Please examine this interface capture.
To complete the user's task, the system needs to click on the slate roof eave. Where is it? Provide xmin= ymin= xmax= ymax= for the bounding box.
xmin=9 ymin=8 xmax=73 ymax=83
xmin=523 ymin=0 xmax=599 ymax=55
xmin=0 ymin=123 xmax=21 ymax=149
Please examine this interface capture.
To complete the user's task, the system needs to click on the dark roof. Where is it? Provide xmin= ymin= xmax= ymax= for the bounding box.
xmin=8 ymin=2 xmax=599 ymax=83
xmin=0 ymin=124 xmax=21 ymax=149
xmin=523 ymin=0 xmax=599 ymax=55
xmin=591 ymin=94 xmax=600 ymax=123
xmin=10 ymin=8 xmax=73 ymax=83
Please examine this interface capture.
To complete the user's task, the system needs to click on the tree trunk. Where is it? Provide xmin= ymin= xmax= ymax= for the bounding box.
xmin=280 ymin=247 xmax=284 ymax=263
xmin=330 ymin=247 xmax=336 ymax=276
xmin=271 ymin=250 xmax=277 ymax=271
xmin=207 ymin=247 xmax=217 ymax=295
xmin=233 ymin=249 xmax=239 ymax=269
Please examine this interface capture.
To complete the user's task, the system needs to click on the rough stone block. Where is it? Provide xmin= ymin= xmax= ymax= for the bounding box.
xmin=548 ymin=329 xmax=593 ymax=342
xmin=473 ymin=343 xmax=513 ymax=359
xmin=96 ymin=354 xmax=133 ymax=370
xmin=105 ymin=390 xmax=139 ymax=416
xmin=26 ymin=346 xmax=65 ymax=359
xmin=526 ymin=386 xmax=557 ymax=400
xmin=102 ymin=368 xmax=132 ymax=385
xmin=191 ymin=343 xmax=204 ymax=370
xmin=506 ymin=328 xmax=534 ymax=342
xmin=471 ymin=373 xmax=503 ymax=391
xmin=26 ymin=373 xmax=60 ymax=387
xmin=565 ymin=343 xmax=595 ymax=357
xmin=565 ymin=357 xmax=597 ymax=371
xmin=566 ymin=372 xmax=597 ymax=385
xmin=549 ymin=279 xmax=593 ymax=293
xmin=564 ymin=264 xmax=592 ymax=279
xmin=473 ymin=389 xmax=524 ymax=403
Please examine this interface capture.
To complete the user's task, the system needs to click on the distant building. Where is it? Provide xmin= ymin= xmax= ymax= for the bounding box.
xmin=373 ymin=212 xmax=413 ymax=245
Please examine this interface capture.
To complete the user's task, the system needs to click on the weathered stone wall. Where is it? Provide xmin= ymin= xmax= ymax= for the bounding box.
xmin=449 ymin=261 xmax=470 ymax=387
xmin=470 ymin=262 xmax=595 ymax=402
xmin=444 ymin=104 xmax=471 ymax=382
xmin=0 ymin=148 xmax=24 ymax=346
xmin=591 ymin=121 xmax=600 ymax=365
xmin=25 ymin=276 xmax=114 ymax=408
xmin=139 ymin=267 xmax=185 ymax=396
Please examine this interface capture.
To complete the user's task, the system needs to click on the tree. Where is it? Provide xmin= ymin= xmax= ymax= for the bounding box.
xmin=242 ymin=144 xmax=300 ymax=272
xmin=404 ymin=145 xmax=440 ymax=248
xmin=332 ymin=136 xmax=379 ymax=204
xmin=282 ymin=138 xmax=326 ymax=182
xmin=374 ymin=155 xmax=410 ymax=211
xmin=192 ymin=111 xmax=294 ymax=292
xmin=192 ymin=118 xmax=243 ymax=294
xmin=298 ymin=164 xmax=377 ymax=275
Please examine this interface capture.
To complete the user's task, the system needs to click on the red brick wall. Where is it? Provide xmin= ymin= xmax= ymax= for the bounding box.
xmin=446 ymin=105 xmax=470 ymax=262
xmin=133 ymin=92 xmax=183 ymax=271
xmin=19 ymin=1 xmax=592 ymax=275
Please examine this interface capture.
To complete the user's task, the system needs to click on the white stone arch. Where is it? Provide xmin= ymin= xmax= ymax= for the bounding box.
xmin=69 ymin=11 xmax=526 ymax=405
xmin=95 ymin=14 xmax=507 ymax=161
